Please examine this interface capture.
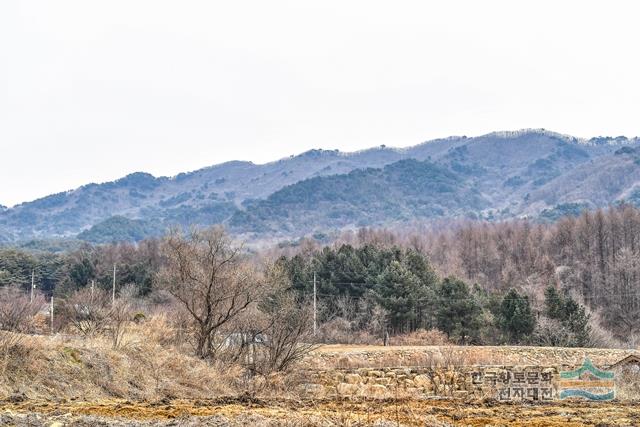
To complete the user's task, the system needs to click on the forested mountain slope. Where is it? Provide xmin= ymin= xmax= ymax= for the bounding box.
xmin=232 ymin=159 xmax=487 ymax=233
xmin=1 ymin=129 xmax=639 ymax=243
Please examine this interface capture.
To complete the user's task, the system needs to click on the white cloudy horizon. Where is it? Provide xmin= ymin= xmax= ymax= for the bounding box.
xmin=2 ymin=1 xmax=640 ymax=207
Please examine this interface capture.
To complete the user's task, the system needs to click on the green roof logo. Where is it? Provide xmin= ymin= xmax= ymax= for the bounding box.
xmin=559 ymin=358 xmax=615 ymax=401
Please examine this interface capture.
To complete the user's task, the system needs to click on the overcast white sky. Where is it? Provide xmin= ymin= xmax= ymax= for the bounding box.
xmin=1 ymin=1 xmax=640 ymax=207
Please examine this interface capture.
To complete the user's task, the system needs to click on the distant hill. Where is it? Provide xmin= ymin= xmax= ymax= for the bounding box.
xmin=76 ymin=216 xmax=163 ymax=244
xmin=232 ymin=159 xmax=487 ymax=234
xmin=1 ymin=129 xmax=640 ymax=243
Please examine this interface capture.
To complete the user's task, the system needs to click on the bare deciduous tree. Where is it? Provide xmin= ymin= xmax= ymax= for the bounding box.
xmin=108 ymin=298 xmax=134 ymax=349
xmin=62 ymin=287 xmax=112 ymax=337
xmin=158 ymin=226 xmax=263 ymax=359
xmin=229 ymin=266 xmax=317 ymax=375
xmin=254 ymin=291 xmax=316 ymax=374
xmin=606 ymin=248 xmax=640 ymax=339
xmin=0 ymin=287 xmax=44 ymax=373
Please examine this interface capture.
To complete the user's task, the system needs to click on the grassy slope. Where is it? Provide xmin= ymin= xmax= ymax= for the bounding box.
xmin=0 ymin=323 xmax=237 ymax=401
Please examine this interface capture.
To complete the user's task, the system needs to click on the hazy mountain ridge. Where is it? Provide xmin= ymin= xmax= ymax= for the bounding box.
xmin=2 ymin=129 xmax=640 ymax=243
xmin=0 ymin=148 xmax=410 ymax=241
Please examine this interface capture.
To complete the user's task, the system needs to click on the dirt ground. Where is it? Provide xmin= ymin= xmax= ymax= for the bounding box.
xmin=2 ymin=396 xmax=640 ymax=426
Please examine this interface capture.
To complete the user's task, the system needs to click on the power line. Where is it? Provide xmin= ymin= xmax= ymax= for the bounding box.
xmin=304 ymin=287 xmax=640 ymax=304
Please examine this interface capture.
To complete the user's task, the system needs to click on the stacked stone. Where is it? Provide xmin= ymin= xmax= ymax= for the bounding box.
xmin=300 ymin=365 xmax=562 ymax=401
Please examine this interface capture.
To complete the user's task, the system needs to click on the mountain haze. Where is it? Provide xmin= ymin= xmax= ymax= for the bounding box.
xmin=2 ymin=129 xmax=640 ymax=243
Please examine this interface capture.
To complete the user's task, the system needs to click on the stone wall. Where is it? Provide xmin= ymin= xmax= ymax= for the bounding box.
xmin=301 ymin=365 xmax=560 ymax=401
xmin=299 ymin=346 xmax=639 ymax=401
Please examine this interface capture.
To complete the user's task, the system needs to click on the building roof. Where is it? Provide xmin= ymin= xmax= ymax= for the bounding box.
xmin=608 ymin=354 xmax=640 ymax=369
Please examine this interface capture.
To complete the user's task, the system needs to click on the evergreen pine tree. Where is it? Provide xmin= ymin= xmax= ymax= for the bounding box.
xmin=436 ymin=277 xmax=482 ymax=344
xmin=543 ymin=286 xmax=591 ymax=347
xmin=498 ymin=288 xmax=536 ymax=344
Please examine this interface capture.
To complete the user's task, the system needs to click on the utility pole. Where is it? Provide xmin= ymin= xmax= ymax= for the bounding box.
xmin=90 ymin=280 xmax=95 ymax=298
xmin=313 ymin=272 xmax=317 ymax=336
xmin=112 ymin=264 xmax=116 ymax=307
xmin=50 ymin=296 xmax=54 ymax=334
xmin=30 ymin=269 xmax=35 ymax=303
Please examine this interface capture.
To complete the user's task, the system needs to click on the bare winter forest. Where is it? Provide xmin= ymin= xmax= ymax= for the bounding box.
xmin=277 ymin=203 xmax=640 ymax=347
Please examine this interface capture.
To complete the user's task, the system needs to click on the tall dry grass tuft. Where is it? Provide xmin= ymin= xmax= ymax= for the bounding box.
xmin=0 ymin=333 xmax=45 ymax=397
xmin=388 ymin=329 xmax=451 ymax=346
xmin=0 ymin=286 xmax=45 ymax=334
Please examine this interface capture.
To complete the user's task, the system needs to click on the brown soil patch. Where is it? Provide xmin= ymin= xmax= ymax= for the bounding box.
xmin=3 ymin=397 xmax=640 ymax=426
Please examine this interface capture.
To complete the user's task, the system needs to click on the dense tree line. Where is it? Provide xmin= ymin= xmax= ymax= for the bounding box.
xmin=324 ymin=204 xmax=640 ymax=346
xmin=276 ymin=244 xmax=591 ymax=346
xmin=418 ymin=204 xmax=640 ymax=345
xmin=277 ymin=245 xmax=438 ymax=334
xmin=0 ymin=228 xmax=313 ymax=375
xmin=0 ymin=240 xmax=161 ymax=297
